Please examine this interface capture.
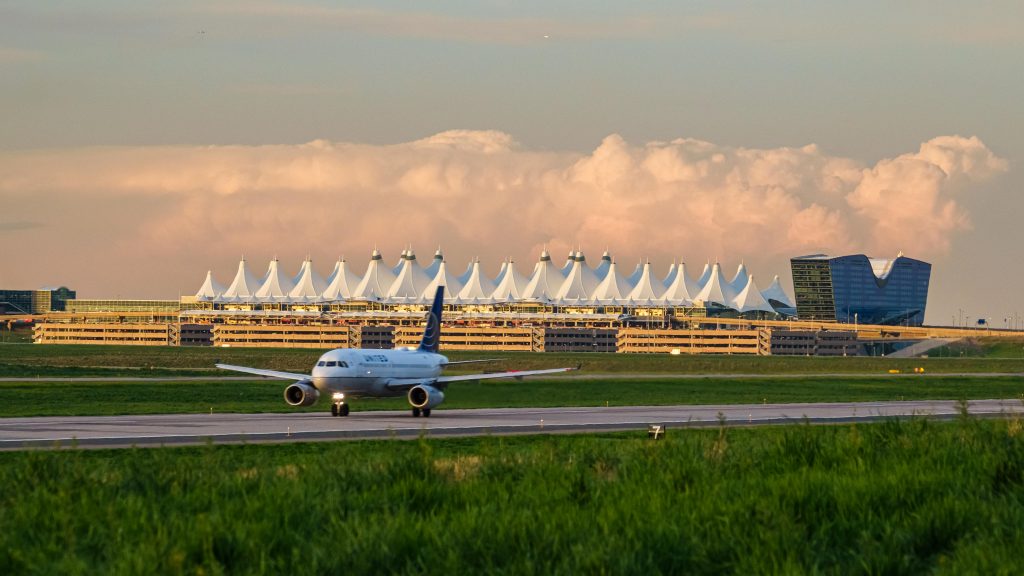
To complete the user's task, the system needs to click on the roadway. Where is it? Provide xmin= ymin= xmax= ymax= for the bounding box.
xmin=1 ymin=399 xmax=1022 ymax=450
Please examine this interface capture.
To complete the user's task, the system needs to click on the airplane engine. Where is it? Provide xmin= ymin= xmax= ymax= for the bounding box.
xmin=284 ymin=381 xmax=320 ymax=407
xmin=408 ymin=385 xmax=445 ymax=410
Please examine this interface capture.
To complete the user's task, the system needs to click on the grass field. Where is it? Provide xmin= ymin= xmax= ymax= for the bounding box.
xmin=5 ymin=342 xmax=1024 ymax=378
xmin=2 ymin=417 xmax=1022 ymax=574
xmin=3 ymin=375 xmax=1024 ymax=417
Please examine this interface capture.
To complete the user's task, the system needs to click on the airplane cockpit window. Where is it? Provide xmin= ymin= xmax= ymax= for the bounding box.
xmin=317 ymin=361 xmax=326 ymax=367
xmin=325 ymin=361 xmax=337 ymax=367
xmin=338 ymin=361 xmax=349 ymax=368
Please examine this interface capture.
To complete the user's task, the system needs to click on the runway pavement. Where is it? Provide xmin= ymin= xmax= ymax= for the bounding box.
xmin=1 ymin=398 xmax=1022 ymax=450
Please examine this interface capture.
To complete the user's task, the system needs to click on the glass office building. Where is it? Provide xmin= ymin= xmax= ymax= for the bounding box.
xmin=790 ymin=254 xmax=931 ymax=326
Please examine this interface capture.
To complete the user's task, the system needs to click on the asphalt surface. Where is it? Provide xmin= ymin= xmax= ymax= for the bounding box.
xmin=2 ymin=372 xmax=1024 ymax=382
xmin=2 ymin=399 xmax=1022 ymax=450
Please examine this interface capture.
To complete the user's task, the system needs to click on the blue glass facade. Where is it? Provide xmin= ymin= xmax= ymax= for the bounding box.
xmin=791 ymin=254 xmax=931 ymax=326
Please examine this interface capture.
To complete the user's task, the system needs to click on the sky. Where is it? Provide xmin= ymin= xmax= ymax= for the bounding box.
xmin=0 ymin=0 xmax=1021 ymax=326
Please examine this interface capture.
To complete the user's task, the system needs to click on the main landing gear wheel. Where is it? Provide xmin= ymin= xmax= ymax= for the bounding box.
xmin=422 ymin=409 xmax=431 ymax=418
xmin=331 ymin=402 xmax=350 ymax=417
xmin=412 ymin=407 xmax=422 ymax=417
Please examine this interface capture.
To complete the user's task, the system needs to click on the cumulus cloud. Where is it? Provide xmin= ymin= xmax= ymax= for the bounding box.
xmin=0 ymin=131 xmax=1006 ymax=296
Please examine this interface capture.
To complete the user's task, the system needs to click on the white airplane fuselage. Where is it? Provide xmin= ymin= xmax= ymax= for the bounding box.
xmin=310 ymin=347 xmax=446 ymax=398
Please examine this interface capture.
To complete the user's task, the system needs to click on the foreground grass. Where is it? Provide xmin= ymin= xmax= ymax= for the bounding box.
xmin=3 ymin=375 xmax=1024 ymax=417
xmin=5 ymin=343 xmax=1024 ymax=377
xmin=2 ymin=418 xmax=1023 ymax=574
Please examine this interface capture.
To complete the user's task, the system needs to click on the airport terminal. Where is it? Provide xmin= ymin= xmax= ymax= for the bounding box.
xmin=6 ymin=247 xmax=1009 ymax=355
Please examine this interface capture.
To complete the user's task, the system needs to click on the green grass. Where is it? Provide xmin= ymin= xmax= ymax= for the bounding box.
xmin=2 ymin=418 xmax=1023 ymax=574
xmin=5 ymin=343 xmax=1024 ymax=377
xmin=929 ymin=337 xmax=1024 ymax=359
xmin=3 ymin=375 xmax=1024 ymax=417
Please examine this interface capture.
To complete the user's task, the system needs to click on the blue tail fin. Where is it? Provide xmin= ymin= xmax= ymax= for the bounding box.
xmin=418 ymin=285 xmax=444 ymax=353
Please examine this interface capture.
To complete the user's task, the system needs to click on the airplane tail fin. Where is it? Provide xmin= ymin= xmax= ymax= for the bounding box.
xmin=418 ymin=285 xmax=444 ymax=353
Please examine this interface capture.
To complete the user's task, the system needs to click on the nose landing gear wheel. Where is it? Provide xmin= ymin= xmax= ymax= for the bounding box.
xmin=412 ymin=407 xmax=422 ymax=417
xmin=331 ymin=402 xmax=350 ymax=417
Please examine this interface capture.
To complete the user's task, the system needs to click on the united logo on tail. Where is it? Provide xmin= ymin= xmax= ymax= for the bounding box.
xmin=418 ymin=285 xmax=444 ymax=353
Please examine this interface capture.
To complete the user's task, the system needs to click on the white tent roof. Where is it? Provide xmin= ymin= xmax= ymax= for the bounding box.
xmin=353 ymin=249 xmax=397 ymax=301
xmin=456 ymin=261 xmax=475 ymax=285
xmin=388 ymin=252 xmax=432 ymax=301
xmin=662 ymin=262 xmax=677 ymax=288
xmin=694 ymin=263 xmax=735 ymax=307
xmin=220 ymin=258 xmax=261 ymax=302
xmin=660 ymin=262 xmax=698 ymax=305
xmin=424 ymin=248 xmax=444 ymax=279
xmin=491 ymin=260 xmax=528 ymax=302
xmin=521 ymin=250 xmax=562 ymax=301
xmin=255 ymin=259 xmax=297 ymax=301
xmin=763 ymin=275 xmax=795 ymax=308
xmin=731 ymin=275 xmax=776 ymax=314
xmin=288 ymin=259 xmax=327 ymax=302
xmin=627 ymin=262 xmax=665 ymax=303
xmin=493 ymin=261 xmax=509 ymax=285
xmin=696 ymin=263 xmax=712 ymax=289
xmin=456 ymin=260 xmax=497 ymax=303
xmin=555 ymin=252 xmax=599 ymax=303
xmin=421 ymin=261 xmax=463 ymax=303
xmin=626 ymin=262 xmax=643 ymax=287
xmin=591 ymin=261 xmax=632 ymax=303
xmin=195 ymin=270 xmax=226 ymax=301
xmin=594 ymin=251 xmax=612 ymax=280
xmin=728 ymin=263 xmax=750 ymax=294
xmin=391 ymin=250 xmax=408 ymax=275
xmin=559 ymin=251 xmax=575 ymax=277
xmin=321 ymin=259 xmax=361 ymax=301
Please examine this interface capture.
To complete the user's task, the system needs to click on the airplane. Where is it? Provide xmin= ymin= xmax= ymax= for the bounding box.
xmin=216 ymin=285 xmax=578 ymax=417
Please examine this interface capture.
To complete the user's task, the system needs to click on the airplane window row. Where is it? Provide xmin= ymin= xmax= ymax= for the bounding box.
xmin=317 ymin=361 xmax=350 ymax=368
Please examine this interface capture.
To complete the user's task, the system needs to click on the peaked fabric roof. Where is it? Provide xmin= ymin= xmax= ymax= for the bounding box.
xmin=221 ymin=258 xmax=261 ymax=301
xmin=728 ymin=263 xmax=750 ymax=294
xmin=593 ymin=251 xmax=612 ymax=281
xmin=195 ymin=271 xmax=226 ymax=300
xmin=660 ymin=263 xmax=698 ymax=305
xmin=521 ymin=250 xmax=562 ymax=301
xmin=423 ymin=248 xmax=444 ymax=279
xmin=457 ymin=260 xmax=497 ymax=303
xmin=559 ymin=251 xmax=575 ymax=277
xmin=627 ymin=262 xmax=665 ymax=303
xmin=422 ymin=261 xmax=463 ymax=303
xmin=491 ymin=260 xmax=528 ymax=302
xmin=255 ymin=259 xmax=296 ymax=301
xmin=321 ymin=259 xmax=361 ymax=301
xmin=388 ymin=251 xmax=432 ymax=301
xmin=696 ymin=263 xmax=712 ymax=288
xmin=762 ymin=275 xmax=795 ymax=308
xmin=456 ymin=261 xmax=475 ymax=285
xmin=353 ymin=250 xmax=397 ymax=301
xmin=288 ymin=259 xmax=327 ymax=302
xmin=694 ymin=263 xmax=735 ymax=306
xmin=555 ymin=253 xmax=600 ymax=302
xmin=731 ymin=275 xmax=775 ymax=313
xmin=591 ymin=262 xmax=632 ymax=302
xmin=626 ymin=262 xmax=643 ymax=287
xmin=196 ymin=249 xmax=791 ymax=312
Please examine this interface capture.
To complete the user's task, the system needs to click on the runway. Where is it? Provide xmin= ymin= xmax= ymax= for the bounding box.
xmin=2 ymin=398 xmax=1023 ymax=450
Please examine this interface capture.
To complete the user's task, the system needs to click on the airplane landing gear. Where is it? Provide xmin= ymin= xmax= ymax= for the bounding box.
xmin=331 ymin=393 xmax=350 ymax=417
xmin=411 ymin=407 xmax=431 ymax=418
xmin=412 ymin=407 xmax=421 ymax=417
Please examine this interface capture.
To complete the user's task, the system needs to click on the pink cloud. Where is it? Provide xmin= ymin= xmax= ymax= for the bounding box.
xmin=0 ymin=131 xmax=1006 ymax=297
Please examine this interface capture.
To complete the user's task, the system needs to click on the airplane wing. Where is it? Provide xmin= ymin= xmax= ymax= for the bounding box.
xmin=216 ymin=363 xmax=311 ymax=381
xmin=442 ymin=358 xmax=501 ymax=366
xmin=386 ymin=366 xmax=577 ymax=391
